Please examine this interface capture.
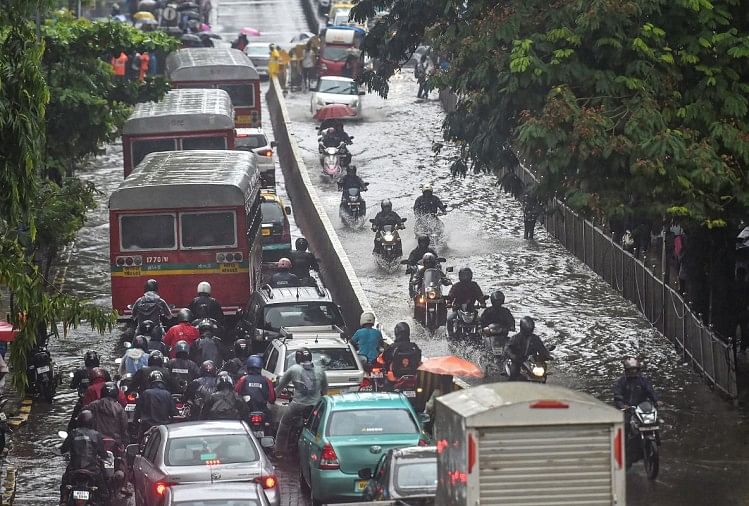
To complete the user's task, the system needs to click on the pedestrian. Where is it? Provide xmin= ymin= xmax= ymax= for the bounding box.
xmin=302 ymin=44 xmax=315 ymax=91
xmin=148 ymin=51 xmax=158 ymax=76
xmin=522 ymin=191 xmax=542 ymax=240
xmin=417 ymin=54 xmax=434 ymax=99
xmin=268 ymin=44 xmax=280 ymax=81
xmin=138 ymin=51 xmax=150 ymax=81
xmin=622 ymin=229 xmax=635 ymax=254
xmin=735 ymin=267 xmax=749 ymax=353
xmin=199 ymin=0 xmax=212 ymax=23
xmin=231 ymin=33 xmax=248 ymax=51
xmin=278 ymin=47 xmax=290 ymax=90
xmin=111 ymin=51 xmax=128 ymax=81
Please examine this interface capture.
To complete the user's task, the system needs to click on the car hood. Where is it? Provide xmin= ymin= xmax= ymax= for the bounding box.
xmin=315 ymin=92 xmax=358 ymax=104
xmin=163 ymin=461 xmax=269 ymax=484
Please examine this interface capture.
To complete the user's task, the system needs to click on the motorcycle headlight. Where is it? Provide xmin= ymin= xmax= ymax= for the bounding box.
xmin=532 ymin=366 xmax=545 ymax=377
xmin=460 ymin=312 xmax=475 ymax=323
xmin=383 ymin=233 xmax=394 ymax=242
xmin=639 ymin=412 xmax=657 ymax=424
xmin=427 ymin=288 xmax=438 ymax=299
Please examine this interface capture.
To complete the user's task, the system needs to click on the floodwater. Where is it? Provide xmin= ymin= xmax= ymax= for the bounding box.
xmin=7 ymin=0 xmax=749 ymax=504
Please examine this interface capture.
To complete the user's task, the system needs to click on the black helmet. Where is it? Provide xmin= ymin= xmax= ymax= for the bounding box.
xmin=295 ymin=237 xmax=309 ymax=252
xmin=174 ymin=340 xmax=189 ymax=358
xmin=132 ymin=335 xmax=148 ymax=351
xmin=198 ymin=319 xmax=217 ymax=335
xmin=233 ymin=339 xmax=250 ymax=360
xmin=216 ymin=371 xmax=234 ymax=390
xmin=246 ymin=355 xmax=263 ymax=371
xmin=519 ymin=316 xmax=535 ymax=335
xmin=380 ymin=199 xmax=392 ymax=212
xmin=417 ymin=235 xmax=430 ymax=248
xmin=200 ymin=360 xmax=217 ymax=377
xmin=144 ymin=279 xmax=159 ymax=292
xmin=84 ymin=350 xmax=100 ymax=368
xmin=490 ymin=290 xmax=505 ymax=306
xmin=148 ymin=350 xmax=164 ymax=367
xmin=138 ymin=319 xmax=156 ymax=336
xmin=458 ymin=267 xmax=473 ymax=283
xmin=394 ymin=322 xmax=410 ymax=342
xmin=623 ymin=357 xmax=641 ymax=377
xmin=422 ymin=252 xmax=437 ymax=268
xmin=177 ymin=308 xmax=193 ymax=323
xmin=102 ymin=382 xmax=119 ymax=400
xmin=295 ymin=347 xmax=313 ymax=364
xmin=346 ymin=165 xmax=357 ymax=175
xmin=149 ymin=369 xmax=165 ymax=386
xmin=77 ymin=410 xmax=94 ymax=429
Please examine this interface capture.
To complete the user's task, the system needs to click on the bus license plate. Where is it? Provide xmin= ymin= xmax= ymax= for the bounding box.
xmin=236 ymin=114 xmax=251 ymax=126
xmin=354 ymin=480 xmax=368 ymax=492
xmin=73 ymin=490 xmax=90 ymax=500
xmin=261 ymin=228 xmax=271 ymax=236
xmin=220 ymin=264 xmax=239 ymax=273
xmin=123 ymin=266 xmax=141 ymax=277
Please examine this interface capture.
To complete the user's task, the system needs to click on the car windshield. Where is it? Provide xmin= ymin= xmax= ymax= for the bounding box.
xmin=246 ymin=45 xmax=268 ymax=57
xmin=394 ymin=459 xmax=438 ymax=495
xmin=165 ymin=434 xmax=258 ymax=466
xmin=327 ymin=409 xmax=418 ymax=436
xmin=261 ymin=201 xmax=285 ymax=223
xmin=285 ymin=347 xmax=357 ymax=371
xmin=318 ymin=78 xmax=357 ymax=94
xmin=237 ymin=134 xmax=267 ymax=149
xmin=177 ymin=501 xmax=261 ymax=506
xmin=263 ymin=302 xmax=343 ymax=332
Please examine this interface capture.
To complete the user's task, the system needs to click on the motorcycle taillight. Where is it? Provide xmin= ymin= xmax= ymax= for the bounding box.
xmin=250 ymin=414 xmax=264 ymax=425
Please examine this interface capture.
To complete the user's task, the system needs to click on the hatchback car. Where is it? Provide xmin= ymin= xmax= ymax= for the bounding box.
xmin=298 ymin=392 xmax=429 ymax=504
xmin=128 ymin=420 xmax=279 ymax=506
xmin=310 ymin=76 xmax=363 ymax=116
xmin=164 ymin=482 xmax=271 ymax=505
xmin=235 ymin=128 xmax=276 ymax=187
xmin=361 ymin=446 xmax=437 ymax=503
xmin=245 ymin=42 xmax=271 ymax=77
xmin=260 ymin=191 xmax=292 ymax=262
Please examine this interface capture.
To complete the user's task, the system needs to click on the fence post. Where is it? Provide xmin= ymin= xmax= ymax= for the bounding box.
xmin=709 ymin=323 xmax=717 ymax=386
xmin=591 ymin=221 xmax=596 ymax=272
xmin=698 ymin=313 xmax=705 ymax=371
xmin=582 ymin=219 xmax=586 ymax=264
xmin=681 ymin=301 xmax=687 ymax=361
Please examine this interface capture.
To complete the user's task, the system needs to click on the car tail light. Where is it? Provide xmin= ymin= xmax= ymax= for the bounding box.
xmin=359 ymin=377 xmax=371 ymax=388
xmin=127 ymin=392 xmax=138 ymax=402
xmin=250 ymin=414 xmax=264 ymax=425
xmin=258 ymin=149 xmax=273 ymax=157
xmin=319 ymin=443 xmax=340 ymax=470
xmin=154 ymin=481 xmax=172 ymax=496
xmin=418 ymin=437 xmax=429 ymax=447
xmin=256 ymin=475 xmax=277 ymax=489
xmin=614 ymin=428 xmax=623 ymax=469
xmin=279 ymin=387 xmax=293 ymax=400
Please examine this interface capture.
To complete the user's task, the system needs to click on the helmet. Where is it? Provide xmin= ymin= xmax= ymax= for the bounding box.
xmin=394 ymin=322 xmax=410 ymax=342
xmin=149 ymin=370 xmax=165 ymax=386
xmin=102 ymin=382 xmax=119 ymax=400
xmin=111 ymin=3 xmax=120 ymax=13
xmin=90 ymin=367 xmax=107 ymax=382
xmin=360 ymin=312 xmax=375 ymax=326
xmin=233 ymin=339 xmax=250 ymax=360
xmin=346 ymin=165 xmax=357 ymax=175
xmin=148 ymin=350 xmax=164 ymax=367
xmin=84 ymin=350 xmax=100 ymax=368
xmin=490 ymin=290 xmax=505 ymax=306
xmin=380 ymin=199 xmax=392 ymax=212
xmin=174 ymin=340 xmax=189 ymax=358
xmin=132 ymin=335 xmax=148 ymax=351
xmin=422 ymin=252 xmax=437 ymax=268
xmin=278 ymin=258 xmax=292 ymax=270
xmin=246 ymin=355 xmax=264 ymax=371
xmin=458 ymin=267 xmax=473 ymax=282
xmin=177 ymin=308 xmax=193 ymax=323
xmin=295 ymin=237 xmax=309 ymax=251
xmin=198 ymin=319 xmax=217 ymax=335
xmin=77 ymin=410 xmax=94 ymax=429
xmin=623 ymin=357 xmax=641 ymax=377
xmin=295 ymin=347 xmax=313 ymax=364
xmin=269 ymin=43 xmax=275 ymax=50
xmin=138 ymin=319 xmax=156 ymax=336
xmin=519 ymin=316 xmax=535 ymax=335
xmin=216 ymin=372 xmax=234 ymax=390
xmin=325 ymin=127 xmax=335 ymax=136
xmin=417 ymin=235 xmax=430 ymax=248
xmin=197 ymin=281 xmax=211 ymax=295
xmin=144 ymin=279 xmax=159 ymax=292
xmin=422 ymin=183 xmax=433 ymax=194
xmin=200 ymin=360 xmax=217 ymax=377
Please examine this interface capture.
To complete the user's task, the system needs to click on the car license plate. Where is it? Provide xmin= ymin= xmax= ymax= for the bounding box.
xmin=104 ymin=460 xmax=114 ymax=469
xmin=73 ymin=490 xmax=90 ymax=500
xmin=125 ymin=404 xmax=136 ymax=412
xmin=261 ymin=228 xmax=271 ymax=236
xmin=122 ymin=266 xmax=141 ymax=277
xmin=354 ymin=480 xmax=368 ymax=492
xmin=403 ymin=390 xmax=416 ymax=398
xmin=253 ymin=430 xmax=265 ymax=437
xmin=36 ymin=365 xmax=50 ymax=374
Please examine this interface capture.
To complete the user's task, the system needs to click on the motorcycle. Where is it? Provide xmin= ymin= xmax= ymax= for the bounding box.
xmin=371 ymin=218 xmax=407 ymax=268
xmin=401 ymin=256 xmax=447 ymax=299
xmin=502 ymin=346 xmax=556 ymax=383
xmin=27 ymin=346 xmax=59 ymax=403
xmin=173 ymin=393 xmax=190 ymax=422
xmin=414 ymin=212 xmax=446 ymax=249
xmin=413 ymin=267 xmax=451 ymax=332
xmin=116 ymin=373 xmax=139 ymax=443
xmin=338 ymin=185 xmax=368 ymax=228
xmin=449 ymin=302 xmax=485 ymax=342
xmin=319 ymin=142 xmax=347 ymax=182
xmin=58 ymin=430 xmax=111 ymax=505
xmin=391 ymin=374 xmax=417 ymax=406
xmin=626 ymin=401 xmax=662 ymax=479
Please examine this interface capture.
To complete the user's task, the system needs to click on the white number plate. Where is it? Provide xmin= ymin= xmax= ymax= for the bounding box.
xmin=403 ymin=390 xmax=416 ymax=398
xmin=0 ymin=413 xmax=7 ymax=422
xmin=125 ymin=404 xmax=136 ymax=411
xmin=36 ymin=365 xmax=50 ymax=374
xmin=104 ymin=460 xmax=114 ymax=469
xmin=73 ymin=490 xmax=90 ymax=500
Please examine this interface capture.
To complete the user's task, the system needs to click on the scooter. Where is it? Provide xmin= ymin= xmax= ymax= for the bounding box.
xmin=27 ymin=346 xmax=59 ymax=403
xmin=371 ymin=218 xmax=407 ymax=268
xmin=626 ymin=402 xmax=662 ymax=479
xmin=319 ymin=142 xmax=348 ymax=182
xmin=413 ymin=267 xmax=452 ymax=332
xmin=338 ymin=184 xmax=368 ymax=228
xmin=414 ymin=211 xmax=446 ymax=249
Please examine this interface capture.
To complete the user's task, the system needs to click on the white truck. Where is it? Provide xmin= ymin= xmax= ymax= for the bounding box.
xmin=435 ymin=382 xmax=626 ymax=506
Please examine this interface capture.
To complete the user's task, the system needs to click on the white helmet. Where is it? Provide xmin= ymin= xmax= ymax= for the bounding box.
xmin=197 ymin=281 xmax=211 ymax=295
xmin=360 ymin=312 xmax=375 ymax=326
xmin=422 ymin=183 xmax=433 ymax=193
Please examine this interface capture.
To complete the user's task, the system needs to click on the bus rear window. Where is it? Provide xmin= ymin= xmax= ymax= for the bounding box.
xmin=181 ymin=136 xmax=227 ymax=150
xmin=120 ymin=214 xmax=176 ymax=251
xmin=180 ymin=211 xmax=237 ymax=249
xmin=219 ymin=84 xmax=255 ymax=107
xmin=131 ymin=138 xmax=177 ymax=167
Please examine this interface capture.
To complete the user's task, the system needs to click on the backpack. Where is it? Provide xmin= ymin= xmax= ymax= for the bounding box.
xmin=391 ymin=343 xmax=421 ymax=378
xmin=194 ymin=337 xmax=219 ymax=364
xmin=207 ymin=392 xmax=239 ymax=419
xmin=134 ymin=298 xmax=162 ymax=327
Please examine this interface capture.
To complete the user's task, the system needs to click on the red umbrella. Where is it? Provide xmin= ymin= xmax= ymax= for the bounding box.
xmin=313 ymin=104 xmax=356 ymax=121
xmin=418 ymin=355 xmax=484 ymax=378
xmin=240 ymin=27 xmax=261 ymax=36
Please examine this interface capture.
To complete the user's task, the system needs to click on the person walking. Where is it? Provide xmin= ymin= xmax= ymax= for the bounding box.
xmin=111 ymin=51 xmax=128 ymax=81
xmin=138 ymin=51 xmax=150 ymax=81
xmin=302 ymin=44 xmax=315 ymax=91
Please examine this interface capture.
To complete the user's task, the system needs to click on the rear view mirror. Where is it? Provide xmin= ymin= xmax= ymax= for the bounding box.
xmin=270 ymin=141 xmax=278 ymax=148
xmin=399 ymin=259 xmax=409 ymax=265
xmin=369 ymin=219 xmax=375 ymax=224
xmin=260 ymin=436 xmax=275 ymax=448
xmin=58 ymin=430 xmax=68 ymax=440
xmin=358 ymin=468 xmax=372 ymax=480
xmin=123 ymin=341 xmax=132 ymax=349
xmin=446 ymin=267 xmax=454 ymax=272
xmin=285 ymin=206 xmax=292 ymax=215
xmin=401 ymin=217 xmax=407 ymax=222
xmin=437 ymin=257 xmax=446 ymax=263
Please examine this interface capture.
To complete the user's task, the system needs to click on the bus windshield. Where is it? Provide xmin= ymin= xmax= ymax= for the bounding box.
xmin=219 ymin=84 xmax=255 ymax=107
xmin=180 ymin=211 xmax=237 ymax=249
xmin=120 ymin=214 xmax=176 ymax=251
xmin=320 ymin=46 xmax=351 ymax=62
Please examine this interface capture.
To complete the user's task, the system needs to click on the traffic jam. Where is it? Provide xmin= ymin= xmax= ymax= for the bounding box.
xmin=53 ymin=1 xmax=638 ymax=506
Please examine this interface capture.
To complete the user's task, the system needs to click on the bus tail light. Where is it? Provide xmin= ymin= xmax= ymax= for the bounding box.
xmin=116 ymin=255 xmax=142 ymax=267
xmin=217 ymin=252 xmax=244 ymax=263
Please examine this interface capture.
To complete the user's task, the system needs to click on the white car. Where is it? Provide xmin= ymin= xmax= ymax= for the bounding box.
xmin=310 ymin=76 xmax=364 ymax=117
xmin=245 ymin=42 xmax=270 ymax=77
xmin=235 ymin=127 xmax=276 ymax=187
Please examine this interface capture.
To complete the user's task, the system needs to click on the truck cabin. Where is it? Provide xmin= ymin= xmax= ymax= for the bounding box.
xmin=318 ymin=26 xmax=365 ymax=77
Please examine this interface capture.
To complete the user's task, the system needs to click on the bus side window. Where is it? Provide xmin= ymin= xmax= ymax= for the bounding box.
xmin=246 ymin=194 xmax=262 ymax=241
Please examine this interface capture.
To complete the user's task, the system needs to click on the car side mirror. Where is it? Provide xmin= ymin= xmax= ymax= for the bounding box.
xmin=270 ymin=141 xmax=278 ymax=148
xmin=446 ymin=266 xmax=454 ymax=272
xmin=358 ymin=468 xmax=372 ymax=480
xmin=437 ymin=257 xmax=446 ymax=263
xmin=399 ymin=259 xmax=409 ymax=265
xmin=285 ymin=206 xmax=292 ymax=215
xmin=126 ymin=444 xmax=139 ymax=466
xmin=418 ymin=412 xmax=431 ymax=426
xmin=115 ymin=358 xmax=123 ymax=365
xmin=401 ymin=217 xmax=407 ymax=222
xmin=260 ymin=436 xmax=275 ymax=448
xmin=123 ymin=341 xmax=132 ymax=349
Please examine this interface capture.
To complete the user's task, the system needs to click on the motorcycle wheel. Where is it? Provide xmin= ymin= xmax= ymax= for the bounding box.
xmin=643 ymin=437 xmax=659 ymax=480
xmin=43 ymin=378 xmax=56 ymax=403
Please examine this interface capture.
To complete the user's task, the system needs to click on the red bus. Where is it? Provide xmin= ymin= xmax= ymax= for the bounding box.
xmin=121 ymin=88 xmax=236 ymax=178
xmin=109 ymin=150 xmax=262 ymax=321
xmin=166 ymin=48 xmax=261 ymax=128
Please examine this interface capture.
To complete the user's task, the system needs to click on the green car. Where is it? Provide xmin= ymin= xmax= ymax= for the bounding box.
xmin=298 ymin=392 xmax=430 ymax=505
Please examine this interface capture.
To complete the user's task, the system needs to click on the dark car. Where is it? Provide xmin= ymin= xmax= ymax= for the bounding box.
xmin=260 ymin=191 xmax=292 ymax=263
xmin=362 ymin=446 xmax=437 ymax=503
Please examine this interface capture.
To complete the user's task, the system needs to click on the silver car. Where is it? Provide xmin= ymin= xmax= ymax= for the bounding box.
xmin=245 ymin=42 xmax=270 ymax=77
xmin=164 ymin=482 xmax=271 ymax=505
xmin=235 ymin=127 xmax=276 ymax=187
xmin=128 ymin=421 xmax=279 ymax=506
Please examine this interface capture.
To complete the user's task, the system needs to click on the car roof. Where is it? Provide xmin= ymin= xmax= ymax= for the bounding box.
xmin=169 ymin=482 xmax=265 ymax=502
xmin=282 ymin=338 xmax=350 ymax=350
xmin=165 ymin=420 xmax=249 ymax=438
xmin=319 ymin=76 xmax=355 ymax=83
xmin=257 ymin=285 xmax=332 ymax=303
xmin=326 ymin=392 xmax=412 ymax=410
xmin=391 ymin=446 xmax=437 ymax=460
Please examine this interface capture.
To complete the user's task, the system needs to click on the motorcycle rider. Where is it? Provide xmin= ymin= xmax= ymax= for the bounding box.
xmin=235 ymin=355 xmax=276 ymax=415
xmin=407 ymin=236 xmax=438 ymax=269
xmin=59 ymin=410 xmax=108 ymax=504
xmin=371 ymin=199 xmax=405 ymax=255
xmin=413 ymin=183 xmax=447 ymax=217
xmin=351 ymin=312 xmax=383 ymax=365
xmin=70 ymin=351 xmax=111 ymax=393
xmin=146 ymin=325 xmax=169 ymax=356
xmin=184 ymin=360 xmax=219 ymax=419
xmin=166 ymin=340 xmax=200 ymax=392
xmin=82 ymin=367 xmax=126 ymax=406
xmin=131 ymin=278 xmax=172 ymax=337
xmin=480 ymin=290 xmax=516 ymax=346
xmin=118 ymin=335 xmax=149 ymax=376
xmin=446 ymin=267 xmax=485 ymax=338
xmin=134 ymin=370 xmax=177 ymax=440
xmin=133 ymin=350 xmax=176 ymax=393
xmin=378 ymin=322 xmax=422 ymax=385
xmin=200 ymin=372 xmax=249 ymax=421
xmin=274 ymin=347 xmax=328 ymax=458
xmin=163 ymin=308 xmax=200 ymax=356
xmin=505 ymin=316 xmax=553 ymax=381
xmin=190 ymin=319 xmax=226 ymax=367
xmin=613 ymin=357 xmax=659 ymax=439
xmin=87 ymin=382 xmax=128 ymax=496
xmin=410 ymin=252 xmax=450 ymax=298
xmin=188 ymin=281 xmax=226 ymax=334
xmin=338 ymin=165 xmax=367 ymax=211
xmin=270 ymin=258 xmax=300 ymax=288
xmin=290 ymin=238 xmax=319 ymax=284
xmin=222 ymin=338 xmax=251 ymax=381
